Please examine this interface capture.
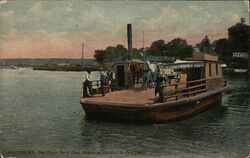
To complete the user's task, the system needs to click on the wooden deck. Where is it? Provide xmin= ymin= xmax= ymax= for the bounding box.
xmin=81 ymin=78 xmax=226 ymax=107
xmin=81 ymin=88 xmax=157 ymax=106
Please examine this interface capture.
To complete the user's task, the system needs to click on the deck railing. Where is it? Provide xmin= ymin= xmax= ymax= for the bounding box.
xmin=160 ymin=79 xmax=207 ymax=102
xmin=82 ymin=80 xmax=112 ymax=97
xmin=91 ymin=80 xmax=102 ymax=89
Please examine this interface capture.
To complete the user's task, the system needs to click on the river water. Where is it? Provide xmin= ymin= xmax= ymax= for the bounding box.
xmin=0 ymin=69 xmax=249 ymax=158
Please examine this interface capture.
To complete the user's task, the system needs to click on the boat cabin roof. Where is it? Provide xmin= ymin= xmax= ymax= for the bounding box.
xmin=111 ymin=59 xmax=144 ymax=65
xmin=172 ymin=60 xmax=204 ymax=69
xmin=158 ymin=60 xmax=205 ymax=69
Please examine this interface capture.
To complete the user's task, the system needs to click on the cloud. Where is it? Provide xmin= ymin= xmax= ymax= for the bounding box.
xmin=30 ymin=2 xmax=42 ymax=15
xmin=83 ymin=5 xmax=106 ymax=22
xmin=206 ymin=14 xmax=212 ymax=19
xmin=0 ymin=0 xmax=7 ymax=5
xmin=223 ymin=11 xmax=240 ymax=21
xmin=0 ymin=10 xmax=14 ymax=17
xmin=141 ymin=6 xmax=180 ymax=31
xmin=66 ymin=7 xmax=72 ymax=12
xmin=188 ymin=5 xmax=203 ymax=12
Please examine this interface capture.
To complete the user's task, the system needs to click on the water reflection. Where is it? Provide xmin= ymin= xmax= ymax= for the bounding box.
xmin=79 ymin=103 xmax=228 ymax=156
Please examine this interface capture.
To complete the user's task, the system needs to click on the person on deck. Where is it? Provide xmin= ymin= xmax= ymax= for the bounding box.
xmin=142 ymin=60 xmax=150 ymax=88
xmin=83 ymin=70 xmax=93 ymax=97
xmin=106 ymin=68 xmax=114 ymax=84
xmin=175 ymin=71 xmax=181 ymax=83
xmin=155 ymin=66 xmax=169 ymax=101
xmin=100 ymin=68 xmax=106 ymax=96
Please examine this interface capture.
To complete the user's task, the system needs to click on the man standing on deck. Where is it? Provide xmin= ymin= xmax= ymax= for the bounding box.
xmin=155 ymin=66 xmax=168 ymax=101
xmin=83 ymin=70 xmax=93 ymax=97
xmin=100 ymin=68 xmax=106 ymax=96
xmin=142 ymin=60 xmax=150 ymax=88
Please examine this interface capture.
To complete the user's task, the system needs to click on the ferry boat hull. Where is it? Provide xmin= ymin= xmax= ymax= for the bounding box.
xmin=80 ymin=52 xmax=228 ymax=123
xmin=80 ymin=87 xmax=226 ymax=122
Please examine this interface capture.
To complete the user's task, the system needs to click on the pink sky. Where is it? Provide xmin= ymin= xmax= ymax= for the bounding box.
xmin=0 ymin=1 xmax=248 ymax=59
xmin=0 ymin=24 xmax=229 ymax=59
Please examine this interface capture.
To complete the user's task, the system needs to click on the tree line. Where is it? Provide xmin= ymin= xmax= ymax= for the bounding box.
xmin=94 ymin=17 xmax=250 ymax=66
xmin=198 ymin=17 xmax=250 ymax=65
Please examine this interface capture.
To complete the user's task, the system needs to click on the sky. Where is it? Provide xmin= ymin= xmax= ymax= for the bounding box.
xmin=0 ymin=0 xmax=249 ymax=59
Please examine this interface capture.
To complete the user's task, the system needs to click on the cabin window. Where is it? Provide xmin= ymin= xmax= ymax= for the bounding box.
xmin=209 ymin=63 xmax=211 ymax=76
xmin=193 ymin=67 xmax=202 ymax=80
xmin=216 ymin=64 xmax=218 ymax=76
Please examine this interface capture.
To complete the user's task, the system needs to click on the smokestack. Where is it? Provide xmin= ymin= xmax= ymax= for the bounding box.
xmin=127 ymin=24 xmax=132 ymax=60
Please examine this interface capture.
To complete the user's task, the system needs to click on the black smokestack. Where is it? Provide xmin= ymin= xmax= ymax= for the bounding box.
xmin=127 ymin=24 xmax=132 ymax=60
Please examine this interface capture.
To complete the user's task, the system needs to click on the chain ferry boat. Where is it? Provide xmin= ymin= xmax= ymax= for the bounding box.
xmin=80 ymin=24 xmax=227 ymax=122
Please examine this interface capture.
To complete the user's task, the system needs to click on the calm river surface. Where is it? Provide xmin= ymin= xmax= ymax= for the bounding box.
xmin=0 ymin=69 xmax=249 ymax=158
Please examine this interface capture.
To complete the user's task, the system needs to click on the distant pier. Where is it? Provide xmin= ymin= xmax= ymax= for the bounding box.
xmin=0 ymin=58 xmax=103 ymax=72
xmin=33 ymin=64 xmax=101 ymax=71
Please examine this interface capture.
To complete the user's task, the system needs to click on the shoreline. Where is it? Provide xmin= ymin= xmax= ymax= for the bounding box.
xmin=0 ymin=64 xmax=112 ymax=72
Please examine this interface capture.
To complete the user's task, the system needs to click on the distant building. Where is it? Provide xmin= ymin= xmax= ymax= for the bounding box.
xmin=232 ymin=52 xmax=249 ymax=73
xmin=0 ymin=59 xmax=97 ymax=67
xmin=233 ymin=52 xmax=248 ymax=58
xmin=194 ymin=47 xmax=200 ymax=53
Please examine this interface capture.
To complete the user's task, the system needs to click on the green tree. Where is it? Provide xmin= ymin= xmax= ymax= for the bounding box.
xmin=115 ymin=44 xmax=127 ymax=60
xmin=105 ymin=46 xmax=117 ymax=61
xmin=147 ymin=40 xmax=167 ymax=56
xmin=167 ymin=38 xmax=193 ymax=59
xmin=132 ymin=48 xmax=143 ymax=59
xmin=94 ymin=44 xmax=128 ymax=62
xmin=198 ymin=35 xmax=212 ymax=53
xmin=94 ymin=49 xmax=106 ymax=65
xmin=228 ymin=18 xmax=250 ymax=52
xmin=213 ymin=38 xmax=231 ymax=64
